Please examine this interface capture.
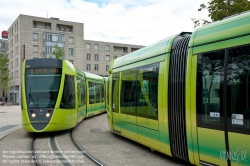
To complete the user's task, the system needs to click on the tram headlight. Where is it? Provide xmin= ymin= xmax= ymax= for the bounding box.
xmin=31 ymin=113 xmax=36 ymax=118
xmin=46 ymin=113 xmax=51 ymax=118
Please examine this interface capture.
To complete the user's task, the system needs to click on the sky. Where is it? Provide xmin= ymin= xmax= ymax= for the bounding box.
xmin=0 ymin=0 xmax=210 ymax=46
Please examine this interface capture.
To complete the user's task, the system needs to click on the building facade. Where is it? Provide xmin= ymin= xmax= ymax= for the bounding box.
xmin=0 ymin=38 xmax=8 ymax=98
xmin=83 ymin=40 xmax=142 ymax=76
xmin=2 ymin=14 xmax=144 ymax=105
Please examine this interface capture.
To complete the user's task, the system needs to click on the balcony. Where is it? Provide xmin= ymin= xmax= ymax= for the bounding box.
xmin=131 ymin=48 xmax=140 ymax=52
xmin=33 ymin=21 xmax=51 ymax=30
xmin=56 ymin=24 xmax=73 ymax=33
xmin=114 ymin=46 xmax=127 ymax=53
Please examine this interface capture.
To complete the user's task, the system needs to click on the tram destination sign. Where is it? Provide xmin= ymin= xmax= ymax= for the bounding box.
xmin=28 ymin=68 xmax=62 ymax=75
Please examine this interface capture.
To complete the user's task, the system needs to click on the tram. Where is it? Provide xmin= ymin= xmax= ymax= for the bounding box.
xmin=21 ymin=58 xmax=105 ymax=132
xmin=107 ymin=11 xmax=250 ymax=165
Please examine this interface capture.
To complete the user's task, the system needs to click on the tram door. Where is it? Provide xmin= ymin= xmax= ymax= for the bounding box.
xmin=196 ymin=50 xmax=227 ymax=165
xmin=77 ymin=77 xmax=86 ymax=122
xmin=226 ymin=46 xmax=250 ymax=166
xmin=112 ymin=72 xmax=121 ymax=132
xmin=195 ymin=46 xmax=250 ymax=166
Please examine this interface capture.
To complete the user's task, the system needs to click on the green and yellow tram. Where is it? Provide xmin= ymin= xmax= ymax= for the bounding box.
xmin=107 ymin=12 xmax=250 ymax=165
xmin=21 ymin=58 xmax=105 ymax=132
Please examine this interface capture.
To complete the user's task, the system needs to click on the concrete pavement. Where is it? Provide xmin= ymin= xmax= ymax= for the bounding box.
xmin=0 ymin=106 xmax=22 ymax=140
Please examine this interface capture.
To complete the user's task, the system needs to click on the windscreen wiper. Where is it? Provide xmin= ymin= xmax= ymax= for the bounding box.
xmin=29 ymin=87 xmax=38 ymax=107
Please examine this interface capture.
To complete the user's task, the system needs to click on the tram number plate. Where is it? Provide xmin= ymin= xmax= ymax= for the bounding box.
xmin=232 ymin=119 xmax=243 ymax=125
xmin=210 ymin=112 xmax=220 ymax=118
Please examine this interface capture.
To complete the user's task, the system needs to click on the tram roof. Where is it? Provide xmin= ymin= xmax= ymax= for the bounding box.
xmin=190 ymin=10 xmax=250 ymax=47
xmin=112 ymin=35 xmax=175 ymax=69
xmin=83 ymin=71 xmax=104 ymax=81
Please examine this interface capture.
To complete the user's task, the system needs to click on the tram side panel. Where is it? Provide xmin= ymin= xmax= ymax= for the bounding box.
xmin=109 ymin=57 xmax=175 ymax=155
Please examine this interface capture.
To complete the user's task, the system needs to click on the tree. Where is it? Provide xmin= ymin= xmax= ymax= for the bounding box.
xmin=192 ymin=0 xmax=250 ymax=28
xmin=51 ymin=44 xmax=65 ymax=59
xmin=0 ymin=53 xmax=10 ymax=90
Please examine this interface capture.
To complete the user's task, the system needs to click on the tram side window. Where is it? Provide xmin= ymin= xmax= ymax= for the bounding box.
xmin=120 ymin=81 xmax=136 ymax=106
xmin=77 ymin=77 xmax=85 ymax=107
xmin=95 ymin=83 xmax=101 ymax=103
xmin=120 ymin=69 xmax=137 ymax=115
xmin=228 ymin=45 xmax=250 ymax=130
xmin=89 ymin=82 xmax=95 ymax=104
xmin=81 ymin=80 xmax=86 ymax=105
xmin=100 ymin=83 xmax=105 ymax=102
xmin=106 ymin=79 xmax=109 ymax=107
xmin=77 ymin=77 xmax=81 ymax=106
xmin=197 ymin=51 xmax=225 ymax=125
xmin=60 ymin=75 xmax=75 ymax=109
xmin=136 ymin=63 xmax=159 ymax=119
xmin=112 ymin=72 xmax=120 ymax=113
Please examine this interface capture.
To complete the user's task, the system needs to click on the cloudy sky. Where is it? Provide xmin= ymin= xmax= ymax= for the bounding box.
xmin=0 ymin=0 xmax=210 ymax=46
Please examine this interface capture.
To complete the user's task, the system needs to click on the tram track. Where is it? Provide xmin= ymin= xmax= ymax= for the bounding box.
xmin=49 ymin=134 xmax=74 ymax=166
xmin=28 ymin=128 xmax=104 ymax=166
xmin=28 ymin=134 xmax=39 ymax=166
xmin=70 ymin=128 xmax=104 ymax=166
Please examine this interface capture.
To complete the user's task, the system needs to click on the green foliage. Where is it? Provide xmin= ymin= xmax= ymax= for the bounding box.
xmin=192 ymin=0 xmax=250 ymax=28
xmin=0 ymin=53 xmax=10 ymax=90
xmin=51 ymin=44 xmax=65 ymax=59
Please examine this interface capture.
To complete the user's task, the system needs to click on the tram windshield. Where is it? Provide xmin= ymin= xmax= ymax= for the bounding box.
xmin=25 ymin=68 xmax=62 ymax=108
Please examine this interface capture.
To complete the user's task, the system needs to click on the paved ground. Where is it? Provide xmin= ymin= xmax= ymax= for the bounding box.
xmin=0 ymin=106 xmax=22 ymax=140
xmin=0 ymin=106 xmax=191 ymax=166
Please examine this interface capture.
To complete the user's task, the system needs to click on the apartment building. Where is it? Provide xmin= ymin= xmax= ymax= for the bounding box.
xmin=2 ymin=14 xmax=144 ymax=105
xmin=84 ymin=40 xmax=142 ymax=76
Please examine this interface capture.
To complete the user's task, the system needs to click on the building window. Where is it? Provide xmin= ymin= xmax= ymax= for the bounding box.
xmin=0 ymin=51 xmax=5 ymax=56
xmin=44 ymin=32 xmax=65 ymax=43
xmin=69 ymin=48 xmax=74 ymax=56
xmin=15 ymin=47 xmax=17 ymax=55
xmin=10 ymin=50 xmax=13 ymax=59
xmin=113 ymin=55 xmax=117 ymax=59
xmin=87 ymin=64 xmax=91 ymax=71
xmin=69 ymin=37 xmax=74 ymax=45
xmin=10 ymin=72 xmax=13 ymax=80
xmin=16 ymin=34 xmax=18 ymax=42
xmin=69 ymin=60 xmax=74 ymax=64
xmin=33 ymin=21 xmax=37 ymax=28
xmin=17 ymin=21 xmax=18 ymax=30
xmin=106 ymin=65 xmax=109 ymax=71
xmin=94 ymin=54 xmax=99 ymax=61
xmin=106 ymin=45 xmax=110 ymax=52
xmin=94 ymin=64 xmax=99 ymax=71
xmin=33 ymin=45 xmax=38 ymax=54
xmin=10 ymin=61 xmax=13 ymax=69
xmin=15 ymin=58 xmax=19 ymax=67
xmin=86 ymin=43 xmax=91 ymax=51
xmin=15 ymin=46 xmax=19 ymax=55
xmin=106 ymin=55 xmax=110 ymax=62
xmin=0 ymin=42 xmax=5 ymax=48
xmin=87 ymin=54 xmax=91 ymax=61
xmin=45 ymin=24 xmax=51 ymax=30
xmin=15 ymin=70 xmax=19 ymax=79
xmin=94 ymin=44 xmax=99 ymax=51
xmin=33 ymin=33 xmax=38 ymax=41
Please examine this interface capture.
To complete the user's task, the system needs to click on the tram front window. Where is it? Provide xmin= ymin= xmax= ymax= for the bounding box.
xmin=25 ymin=68 xmax=62 ymax=108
